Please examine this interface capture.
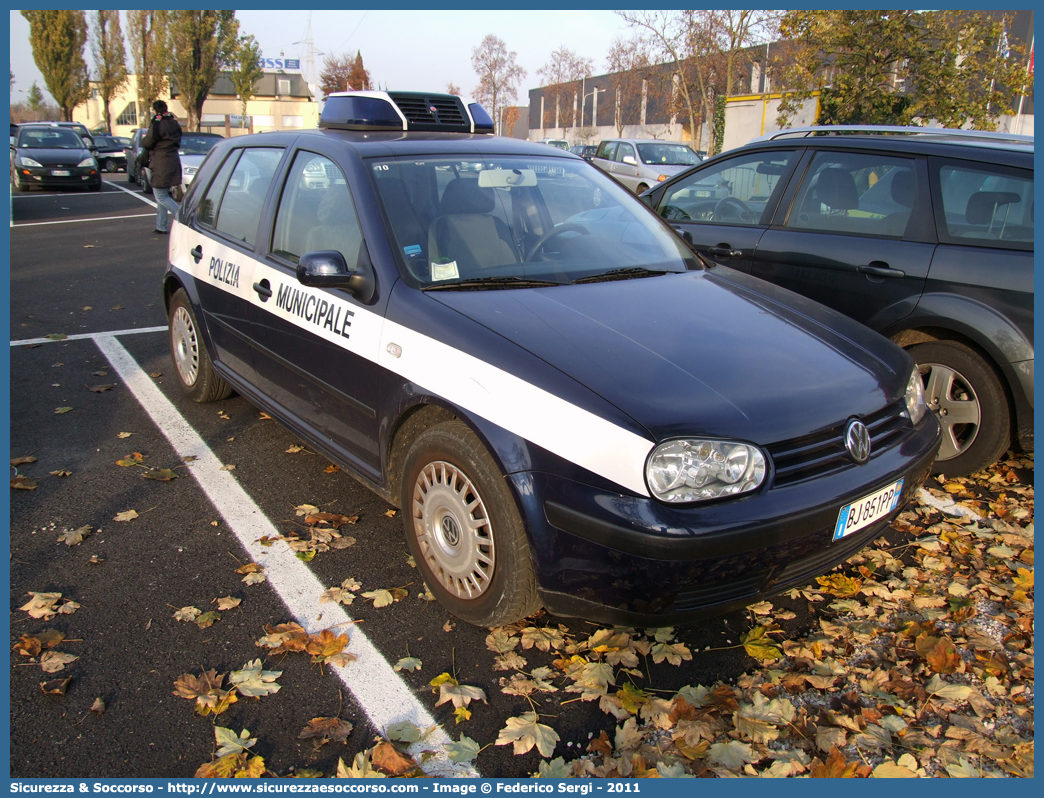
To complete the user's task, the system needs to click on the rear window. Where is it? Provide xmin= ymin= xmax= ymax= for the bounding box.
xmin=932 ymin=160 xmax=1033 ymax=249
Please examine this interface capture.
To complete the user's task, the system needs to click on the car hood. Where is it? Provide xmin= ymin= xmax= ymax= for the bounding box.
xmin=428 ymin=269 xmax=910 ymax=445
xmin=643 ymin=163 xmax=692 ymax=177
xmin=178 ymin=154 xmax=208 ymax=168
xmin=16 ymin=147 xmax=92 ymax=166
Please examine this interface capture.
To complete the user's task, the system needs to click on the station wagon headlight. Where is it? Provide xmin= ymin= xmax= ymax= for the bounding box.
xmin=18 ymin=156 xmax=42 ymax=168
xmin=904 ymin=367 xmax=927 ymax=425
xmin=77 ymin=157 xmax=96 ymax=168
xmin=646 ymin=439 xmax=766 ymax=503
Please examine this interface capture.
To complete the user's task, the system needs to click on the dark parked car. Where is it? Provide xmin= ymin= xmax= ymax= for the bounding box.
xmin=91 ymin=134 xmax=127 ymax=172
xmin=125 ymin=127 xmax=148 ymax=186
xmin=10 ymin=124 xmax=101 ymax=192
xmin=162 ymin=92 xmax=939 ymax=627
xmin=569 ymin=144 xmax=598 ymax=161
xmin=643 ymin=126 xmax=1033 ymax=477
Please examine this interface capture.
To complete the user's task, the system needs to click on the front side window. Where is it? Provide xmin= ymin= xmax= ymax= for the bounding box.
xmin=595 ymin=141 xmax=617 ymax=160
xmin=785 ymin=151 xmax=920 ymax=238
xmin=271 ymin=152 xmax=365 ymax=266
xmin=198 ymin=147 xmax=284 ymax=246
xmin=657 ymin=150 xmax=796 ymax=225
xmin=615 ymin=143 xmax=636 ymax=163
xmin=370 ymin=155 xmax=698 ymax=287
xmin=934 ymin=161 xmax=1033 ymax=248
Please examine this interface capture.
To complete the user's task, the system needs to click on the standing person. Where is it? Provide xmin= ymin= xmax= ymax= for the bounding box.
xmin=141 ymin=100 xmax=182 ymax=234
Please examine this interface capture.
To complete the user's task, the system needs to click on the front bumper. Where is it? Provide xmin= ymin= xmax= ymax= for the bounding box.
xmin=515 ymin=415 xmax=940 ymax=626
xmin=15 ymin=165 xmax=100 ymax=187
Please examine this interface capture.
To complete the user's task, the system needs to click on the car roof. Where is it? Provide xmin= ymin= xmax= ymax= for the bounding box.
xmin=210 ymin=128 xmax=579 ymax=159
xmin=726 ymin=128 xmax=1033 ymax=168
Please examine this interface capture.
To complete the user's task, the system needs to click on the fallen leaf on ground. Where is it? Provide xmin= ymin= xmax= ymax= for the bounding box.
xmin=10 ymin=456 xmax=37 ymax=466
xmin=496 ymin=712 xmax=559 ymax=757
xmin=113 ymin=509 xmax=138 ymax=522
xmin=11 ymin=476 xmax=37 ymax=490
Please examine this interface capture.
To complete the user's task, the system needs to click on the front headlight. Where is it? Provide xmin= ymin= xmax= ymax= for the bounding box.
xmin=905 ymin=367 xmax=927 ymax=425
xmin=18 ymin=156 xmax=43 ymax=167
xmin=646 ymin=439 xmax=766 ymax=503
xmin=77 ymin=157 xmax=96 ymax=168
xmin=183 ymin=166 xmax=198 ymax=176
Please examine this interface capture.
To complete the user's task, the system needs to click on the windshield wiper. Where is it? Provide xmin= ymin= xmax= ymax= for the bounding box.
xmin=571 ymin=267 xmax=669 ymax=284
xmin=422 ymin=276 xmax=560 ymax=291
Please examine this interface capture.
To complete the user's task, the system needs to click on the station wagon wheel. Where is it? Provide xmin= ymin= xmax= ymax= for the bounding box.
xmin=401 ymin=420 xmax=540 ymax=626
xmin=908 ymin=341 xmax=1010 ymax=477
xmin=102 ymin=158 xmax=116 ymax=172
xmin=167 ymin=288 xmax=233 ymax=403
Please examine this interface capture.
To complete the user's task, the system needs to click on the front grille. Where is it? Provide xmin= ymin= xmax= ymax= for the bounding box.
xmin=673 ymin=569 xmax=770 ymax=612
xmin=769 ymin=523 xmax=881 ymax=589
xmin=430 ymin=98 xmax=466 ymax=126
xmin=767 ymin=401 xmax=911 ymax=487
xmin=388 ymin=92 xmax=471 ymax=132
xmin=392 ymin=96 xmax=435 ymax=125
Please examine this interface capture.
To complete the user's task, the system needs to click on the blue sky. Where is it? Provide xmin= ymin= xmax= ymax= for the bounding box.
xmin=10 ymin=10 xmax=632 ymax=105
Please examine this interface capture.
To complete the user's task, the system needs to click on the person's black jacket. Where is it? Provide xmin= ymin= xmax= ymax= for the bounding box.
xmin=142 ymin=112 xmax=182 ymax=189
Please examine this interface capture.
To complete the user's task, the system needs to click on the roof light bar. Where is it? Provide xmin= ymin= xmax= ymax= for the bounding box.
xmin=319 ymin=91 xmax=494 ymax=134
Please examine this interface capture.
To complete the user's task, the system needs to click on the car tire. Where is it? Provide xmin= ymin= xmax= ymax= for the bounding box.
xmin=12 ymin=172 xmax=27 ymax=192
xmin=102 ymin=158 xmax=116 ymax=172
xmin=401 ymin=420 xmax=540 ymax=627
xmin=908 ymin=340 xmax=1010 ymax=477
xmin=636 ymin=183 xmax=650 ymax=194
xmin=127 ymin=168 xmax=135 ymax=184
xmin=168 ymin=288 xmax=233 ymax=403
xmin=141 ymin=170 xmax=152 ymax=195
xmin=171 ymin=185 xmax=183 ymax=202
xmin=89 ymin=180 xmax=102 ymax=192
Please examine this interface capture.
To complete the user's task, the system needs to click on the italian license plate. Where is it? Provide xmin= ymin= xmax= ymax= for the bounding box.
xmin=833 ymin=479 xmax=904 ymax=541
xmin=52 ymin=170 xmax=70 ymax=176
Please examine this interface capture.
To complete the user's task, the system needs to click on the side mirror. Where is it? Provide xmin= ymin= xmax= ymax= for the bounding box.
xmin=622 ymin=155 xmax=637 ymax=166
xmin=297 ymin=243 xmax=376 ymax=304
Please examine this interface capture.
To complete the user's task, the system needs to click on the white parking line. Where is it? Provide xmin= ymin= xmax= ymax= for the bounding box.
xmin=10 ymin=326 xmax=169 ymax=347
xmin=103 ymin=179 xmax=158 ymax=208
xmin=92 ymin=333 xmax=477 ymax=778
xmin=12 ymin=212 xmax=155 ymax=228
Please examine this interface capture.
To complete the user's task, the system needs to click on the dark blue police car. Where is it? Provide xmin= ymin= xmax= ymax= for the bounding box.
xmin=163 ymin=91 xmax=941 ymax=627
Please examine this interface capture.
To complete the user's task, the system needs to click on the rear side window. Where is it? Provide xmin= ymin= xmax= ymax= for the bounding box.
xmin=932 ymin=160 xmax=1033 ymax=249
xmin=595 ymin=141 xmax=617 ymax=160
xmin=198 ymin=147 xmax=284 ymax=247
xmin=785 ymin=151 xmax=921 ymax=238
xmin=271 ymin=152 xmax=365 ymax=266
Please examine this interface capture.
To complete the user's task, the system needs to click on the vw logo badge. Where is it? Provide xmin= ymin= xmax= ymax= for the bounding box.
xmin=441 ymin=516 xmax=460 ymax=547
xmin=845 ymin=419 xmax=871 ymax=464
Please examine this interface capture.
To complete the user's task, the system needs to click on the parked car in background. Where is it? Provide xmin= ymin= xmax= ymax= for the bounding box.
xmin=10 ymin=124 xmax=101 ymax=192
xmin=537 ymin=138 xmax=569 ymax=149
xmin=592 ymin=138 xmax=702 ymax=193
xmin=153 ymin=131 xmax=223 ymax=200
xmin=162 ymin=90 xmax=940 ymax=628
xmin=642 ymin=126 xmax=1033 ymax=477
xmin=125 ymin=127 xmax=148 ymax=186
xmin=569 ymin=144 xmax=598 ymax=161
xmin=91 ymin=134 xmax=127 ymax=172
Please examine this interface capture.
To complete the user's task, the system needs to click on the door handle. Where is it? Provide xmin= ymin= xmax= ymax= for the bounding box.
xmin=190 ymin=245 xmax=202 ymax=263
xmin=252 ymin=280 xmax=272 ymax=301
xmin=709 ymin=246 xmax=742 ymax=258
xmin=857 ymin=261 xmax=905 ymax=279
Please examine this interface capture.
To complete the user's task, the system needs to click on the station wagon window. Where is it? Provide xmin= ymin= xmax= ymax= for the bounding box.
xmin=785 ymin=151 xmax=920 ymax=238
xmin=271 ymin=152 xmax=365 ymax=266
xmin=199 ymin=147 xmax=284 ymax=247
xmin=657 ymin=150 xmax=795 ymax=225
xmin=933 ymin=161 xmax=1033 ymax=249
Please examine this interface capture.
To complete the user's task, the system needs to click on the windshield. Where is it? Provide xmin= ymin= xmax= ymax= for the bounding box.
xmin=637 ymin=143 xmax=701 ymax=166
xmin=18 ymin=128 xmax=86 ymax=149
xmin=370 ymin=154 xmax=698 ymax=288
xmin=180 ymin=135 xmax=221 ymax=155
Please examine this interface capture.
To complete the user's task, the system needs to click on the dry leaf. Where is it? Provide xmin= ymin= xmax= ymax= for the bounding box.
xmin=114 ymin=509 xmax=138 ymax=522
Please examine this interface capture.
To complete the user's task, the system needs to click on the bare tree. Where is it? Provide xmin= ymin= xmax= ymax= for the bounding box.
xmin=127 ymin=10 xmax=168 ymax=124
xmin=605 ymin=36 xmax=651 ymax=136
xmin=716 ymin=11 xmax=779 ymax=98
xmin=537 ymin=46 xmax=593 ymax=137
xmin=470 ymin=34 xmax=526 ymax=135
xmin=90 ymin=10 xmax=128 ymax=134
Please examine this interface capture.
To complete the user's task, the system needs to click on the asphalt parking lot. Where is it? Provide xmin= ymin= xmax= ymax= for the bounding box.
xmin=8 ymin=179 xmax=771 ymax=778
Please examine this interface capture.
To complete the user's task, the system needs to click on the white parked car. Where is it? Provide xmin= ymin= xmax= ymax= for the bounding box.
xmin=142 ymin=132 xmax=223 ymax=201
